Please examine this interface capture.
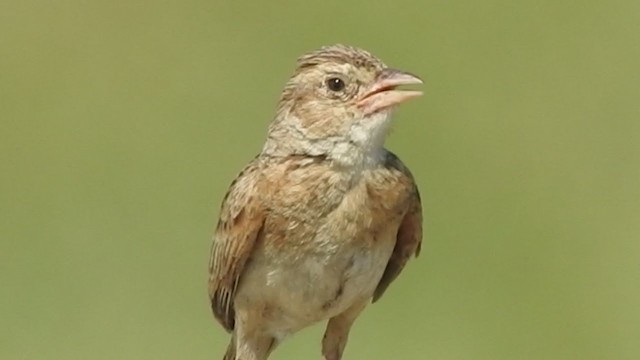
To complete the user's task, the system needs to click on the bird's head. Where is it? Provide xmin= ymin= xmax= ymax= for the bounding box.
xmin=263 ymin=44 xmax=422 ymax=166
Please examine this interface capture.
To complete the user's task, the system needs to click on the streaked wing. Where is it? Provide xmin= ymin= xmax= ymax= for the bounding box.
xmin=373 ymin=154 xmax=423 ymax=302
xmin=208 ymin=158 xmax=265 ymax=331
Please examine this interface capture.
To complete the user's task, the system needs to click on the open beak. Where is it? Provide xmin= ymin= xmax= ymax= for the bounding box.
xmin=357 ymin=69 xmax=423 ymax=115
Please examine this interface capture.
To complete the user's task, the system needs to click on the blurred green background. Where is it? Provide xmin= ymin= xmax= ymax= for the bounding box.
xmin=2 ymin=0 xmax=639 ymax=359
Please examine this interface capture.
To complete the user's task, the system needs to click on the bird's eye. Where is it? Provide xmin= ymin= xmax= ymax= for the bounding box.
xmin=326 ymin=77 xmax=346 ymax=92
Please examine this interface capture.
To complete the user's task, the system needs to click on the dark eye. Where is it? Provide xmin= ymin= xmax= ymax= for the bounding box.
xmin=326 ymin=77 xmax=345 ymax=92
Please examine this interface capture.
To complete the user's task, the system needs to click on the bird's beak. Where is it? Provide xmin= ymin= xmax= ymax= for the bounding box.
xmin=357 ymin=69 xmax=423 ymax=115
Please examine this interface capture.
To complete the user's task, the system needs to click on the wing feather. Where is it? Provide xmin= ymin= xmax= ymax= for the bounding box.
xmin=208 ymin=159 xmax=265 ymax=331
xmin=373 ymin=154 xmax=423 ymax=302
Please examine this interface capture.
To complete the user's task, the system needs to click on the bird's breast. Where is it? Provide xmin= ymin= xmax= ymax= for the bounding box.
xmin=234 ymin=160 xmax=414 ymax=333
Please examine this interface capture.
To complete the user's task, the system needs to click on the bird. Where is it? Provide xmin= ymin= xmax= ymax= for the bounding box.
xmin=208 ymin=44 xmax=423 ymax=360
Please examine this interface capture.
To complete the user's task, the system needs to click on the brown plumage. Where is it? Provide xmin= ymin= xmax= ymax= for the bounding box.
xmin=208 ymin=44 xmax=423 ymax=360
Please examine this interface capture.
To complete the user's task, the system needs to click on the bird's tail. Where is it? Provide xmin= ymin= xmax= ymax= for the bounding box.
xmin=222 ymin=334 xmax=236 ymax=360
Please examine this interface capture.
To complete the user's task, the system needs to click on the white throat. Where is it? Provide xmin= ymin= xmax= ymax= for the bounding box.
xmin=262 ymin=111 xmax=394 ymax=169
xmin=330 ymin=111 xmax=393 ymax=168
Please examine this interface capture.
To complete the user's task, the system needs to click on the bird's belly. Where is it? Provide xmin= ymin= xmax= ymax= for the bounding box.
xmin=277 ymin=239 xmax=393 ymax=312
xmin=237 ymin=230 xmax=396 ymax=333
